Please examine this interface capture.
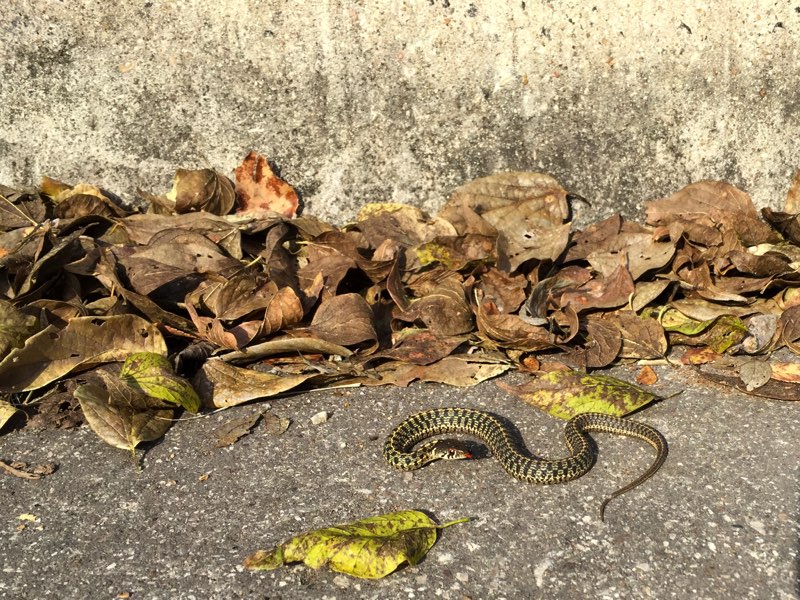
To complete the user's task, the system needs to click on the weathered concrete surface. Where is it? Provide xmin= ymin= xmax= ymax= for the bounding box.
xmin=2 ymin=366 xmax=799 ymax=599
xmin=2 ymin=2 xmax=799 ymax=224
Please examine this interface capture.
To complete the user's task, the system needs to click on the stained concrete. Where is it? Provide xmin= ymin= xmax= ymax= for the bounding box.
xmin=2 ymin=2 xmax=799 ymax=224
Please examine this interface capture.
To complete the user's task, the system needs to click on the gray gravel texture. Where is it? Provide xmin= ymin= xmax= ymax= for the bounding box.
xmin=2 ymin=365 xmax=798 ymax=600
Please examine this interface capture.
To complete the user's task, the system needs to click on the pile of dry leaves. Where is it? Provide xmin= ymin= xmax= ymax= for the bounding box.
xmin=2 ymin=151 xmax=800 ymax=452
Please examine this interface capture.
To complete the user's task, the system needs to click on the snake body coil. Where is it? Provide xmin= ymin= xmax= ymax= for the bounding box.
xmin=383 ymin=407 xmax=668 ymax=520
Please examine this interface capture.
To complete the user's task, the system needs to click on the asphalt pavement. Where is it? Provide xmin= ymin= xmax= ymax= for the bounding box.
xmin=1 ymin=363 xmax=798 ymax=599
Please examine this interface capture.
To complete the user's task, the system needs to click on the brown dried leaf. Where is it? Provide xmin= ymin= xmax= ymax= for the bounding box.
xmin=440 ymin=172 xmax=570 ymax=270
xmin=121 ymin=213 xmax=242 ymax=255
xmin=395 ymin=272 xmax=473 ymax=336
xmin=369 ymin=331 xmax=467 ymax=366
xmin=264 ymin=287 xmax=304 ymax=336
xmin=194 ymin=360 xmax=323 ymax=409
xmin=214 ymin=411 xmax=263 ymax=447
xmin=200 ymin=273 xmax=278 ymax=321
xmin=557 ymin=265 xmax=635 ymax=313
xmin=562 ymin=317 xmax=622 ymax=369
xmin=309 ymin=293 xmax=377 ymax=348
xmin=646 ymin=180 xmax=775 ymax=245
xmin=0 ymin=315 xmax=166 ymax=393
xmin=356 ymin=204 xmax=458 ymax=249
xmin=186 ymin=302 xmax=255 ymax=351
xmin=474 ymin=299 xmax=556 ymax=352
xmin=476 ymin=268 xmax=527 ymax=314
xmin=356 ymin=354 xmax=510 ymax=387
xmin=609 ymin=312 xmax=668 ymax=360
xmin=74 ymin=371 xmax=175 ymax=450
xmin=234 ymin=151 xmax=299 ymax=218
xmin=162 ymin=168 xmax=235 ymax=215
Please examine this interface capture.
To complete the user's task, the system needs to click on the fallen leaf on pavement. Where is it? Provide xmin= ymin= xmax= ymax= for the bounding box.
xmin=244 ymin=510 xmax=468 ymax=579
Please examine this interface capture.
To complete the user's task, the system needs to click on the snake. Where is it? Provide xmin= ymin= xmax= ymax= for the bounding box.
xmin=383 ymin=407 xmax=668 ymax=520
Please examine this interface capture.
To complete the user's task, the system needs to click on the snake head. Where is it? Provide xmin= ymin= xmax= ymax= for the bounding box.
xmin=427 ymin=439 xmax=473 ymax=462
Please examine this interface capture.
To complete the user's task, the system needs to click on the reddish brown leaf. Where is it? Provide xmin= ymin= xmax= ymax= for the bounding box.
xmin=635 ymin=366 xmax=659 ymax=385
xmin=234 ymin=151 xmax=299 ymax=218
xmin=609 ymin=312 xmax=668 ymax=360
xmin=264 ymin=287 xmax=304 ymax=336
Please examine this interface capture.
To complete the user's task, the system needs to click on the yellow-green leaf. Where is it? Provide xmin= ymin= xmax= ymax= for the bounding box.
xmin=244 ymin=510 xmax=468 ymax=579
xmin=644 ymin=307 xmax=715 ymax=335
xmin=120 ymin=352 xmax=201 ymax=413
xmin=499 ymin=370 xmax=657 ymax=419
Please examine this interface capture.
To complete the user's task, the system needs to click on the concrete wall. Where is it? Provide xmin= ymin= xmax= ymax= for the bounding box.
xmin=2 ymin=1 xmax=798 ymax=225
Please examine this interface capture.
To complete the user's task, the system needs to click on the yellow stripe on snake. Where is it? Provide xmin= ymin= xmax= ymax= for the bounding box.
xmin=383 ymin=407 xmax=668 ymax=520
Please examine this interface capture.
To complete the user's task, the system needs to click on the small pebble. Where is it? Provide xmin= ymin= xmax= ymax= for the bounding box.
xmin=747 ymin=520 xmax=766 ymax=535
xmin=310 ymin=411 xmax=330 ymax=425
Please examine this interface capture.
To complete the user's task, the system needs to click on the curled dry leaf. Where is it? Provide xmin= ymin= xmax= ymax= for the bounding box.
xmin=771 ymin=362 xmax=800 ymax=382
xmin=354 ymin=354 xmax=510 ymax=387
xmin=160 ymin=168 xmax=235 ymax=215
xmin=697 ymin=364 xmax=800 ymax=400
xmin=235 ymin=151 xmax=299 ymax=218
xmin=244 ymin=510 xmax=469 ymax=579
xmin=368 ymin=331 xmax=468 ymax=366
xmin=263 ymin=287 xmax=305 ymax=335
xmin=562 ymin=317 xmax=622 ymax=369
xmin=186 ymin=302 xmax=254 ymax=351
xmin=557 ymin=265 xmax=636 ymax=313
xmin=646 ymin=180 xmax=775 ymax=246
xmin=193 ymin=360 xmax=325 ymax=409
xmin=440 ymin=172 xmax=570 ymax=270
xmin=474 ymin=299 xmax=556 ymax=352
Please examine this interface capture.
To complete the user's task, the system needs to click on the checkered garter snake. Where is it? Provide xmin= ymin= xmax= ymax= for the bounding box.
xmin=384 ymin=407 xmax=667 ymax=520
